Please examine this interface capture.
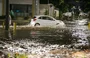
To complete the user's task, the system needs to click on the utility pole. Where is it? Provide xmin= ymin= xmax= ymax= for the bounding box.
xmin=32 ymin=0 xmax=39 ymax=17
xmin=2 ymin=0 xmax=5 ymax=15
xmin=35 ymin=0 xmax=39 ymax=15
xmin=5 ymin=0 xmax=9 ymax=30
xmin=32 ymin=0 xmax=35 ymax=17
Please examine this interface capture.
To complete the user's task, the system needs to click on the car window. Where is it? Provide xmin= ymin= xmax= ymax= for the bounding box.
xmin=38 ymin=16 xmax=47 ymax=20
xmin=38 ymin=16 xmax=54 ymax=20
xmin=47 ymin=17 xmax=54 ymax=20
xmin=38 ymin=17 xmax=42 ymax=19
xmin=42 ymin=17 xmax=47 ymax=19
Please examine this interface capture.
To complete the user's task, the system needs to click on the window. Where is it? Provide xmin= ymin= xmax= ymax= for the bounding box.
xmin=38 ymin=17 xmax=42 ymax=19
xmin=38 ymin=16 xmax=54 ymax=20
xmin=10 ymin=4 xmax=32 ymax=17
xmin=38 ymin=16 xmax=47 ymax=20
xmin=42 ymin=17 xmax=47 ymax=19
xmin=47 ymin=17 xmax=53 ymax=20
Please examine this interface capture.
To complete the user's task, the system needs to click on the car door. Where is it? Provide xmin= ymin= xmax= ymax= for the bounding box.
xmin=37 ymin=16 xmax=49 ymax=27
xmin=46 ymin=16 xmax=57 ymax=27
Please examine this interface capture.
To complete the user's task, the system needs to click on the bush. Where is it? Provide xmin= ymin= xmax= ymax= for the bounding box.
xmin=44 ymin=9 xmax=49 ymax=15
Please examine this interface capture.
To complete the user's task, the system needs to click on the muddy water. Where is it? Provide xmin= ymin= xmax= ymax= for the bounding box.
xmin=0 ymin=20 xmax=90 ymax=58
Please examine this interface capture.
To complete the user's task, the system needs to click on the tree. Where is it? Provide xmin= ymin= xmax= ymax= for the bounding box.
xmin=83 ymin=0 xmax=90 ymax=12
xmin=51 ymin=0 xmax=69 ymax=19
xmin=40 ymin=0 xmax=90 ymax=19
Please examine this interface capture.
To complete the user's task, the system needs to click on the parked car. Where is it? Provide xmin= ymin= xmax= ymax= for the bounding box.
xmin=30 ymin=15 xmax=66 ymax=28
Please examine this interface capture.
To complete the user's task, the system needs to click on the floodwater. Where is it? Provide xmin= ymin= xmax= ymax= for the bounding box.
xmin=0 ymin=19 xmax=90 ymax=58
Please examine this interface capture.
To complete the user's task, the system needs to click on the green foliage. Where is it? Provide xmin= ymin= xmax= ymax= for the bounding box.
xmin=44 ymin=9 xmax=49 ymax=15
xmin=75 ymin=0 xmax=79 ymax=2
xmin=50 ymin=0 xmax=90 ymax=19
xmin=59 ymin=0 xmax=64 ymax=5
xmin=51 ymin=0 xmax=70 ymax=19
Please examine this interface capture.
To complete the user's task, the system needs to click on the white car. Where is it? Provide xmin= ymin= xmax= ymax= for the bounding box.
xmin=30 ymin=15 xmax=66 ymax=28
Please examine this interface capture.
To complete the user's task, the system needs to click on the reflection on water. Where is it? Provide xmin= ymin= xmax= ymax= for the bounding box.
xmin=11 ymin=29 xmax=73 ymax=45
xmin=0 ymin=25 xmax=90 ymax=48
xmin=5 ymin=31 xmax=12 ymax=39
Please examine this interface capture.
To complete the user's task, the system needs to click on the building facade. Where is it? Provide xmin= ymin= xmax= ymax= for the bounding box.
xmin=0 ymin=0 xmax=56 ymax=18
xmin=10 ymin=0 xmax=32 ymax=17
xmin=39 ymin=4 xmax=55 ymax=17
xmin=0 ymin=0 xmax=40 ymax=17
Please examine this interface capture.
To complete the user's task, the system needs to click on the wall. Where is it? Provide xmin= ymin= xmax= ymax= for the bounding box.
xmin=39 ymin=4 xmax=49 ymax=15
xmin=39 ymin=4 xmax=55 ymax=16
xmin=9 ymin=0 xmax=32 ymax=4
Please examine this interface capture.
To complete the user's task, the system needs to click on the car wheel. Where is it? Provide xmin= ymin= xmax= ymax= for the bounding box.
xmin=35 ymin=23 xmax=40 ymax=27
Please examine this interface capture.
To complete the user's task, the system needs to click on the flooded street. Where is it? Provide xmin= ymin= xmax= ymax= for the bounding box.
xmin=0 ymin=20 xmax=90 ymax=58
